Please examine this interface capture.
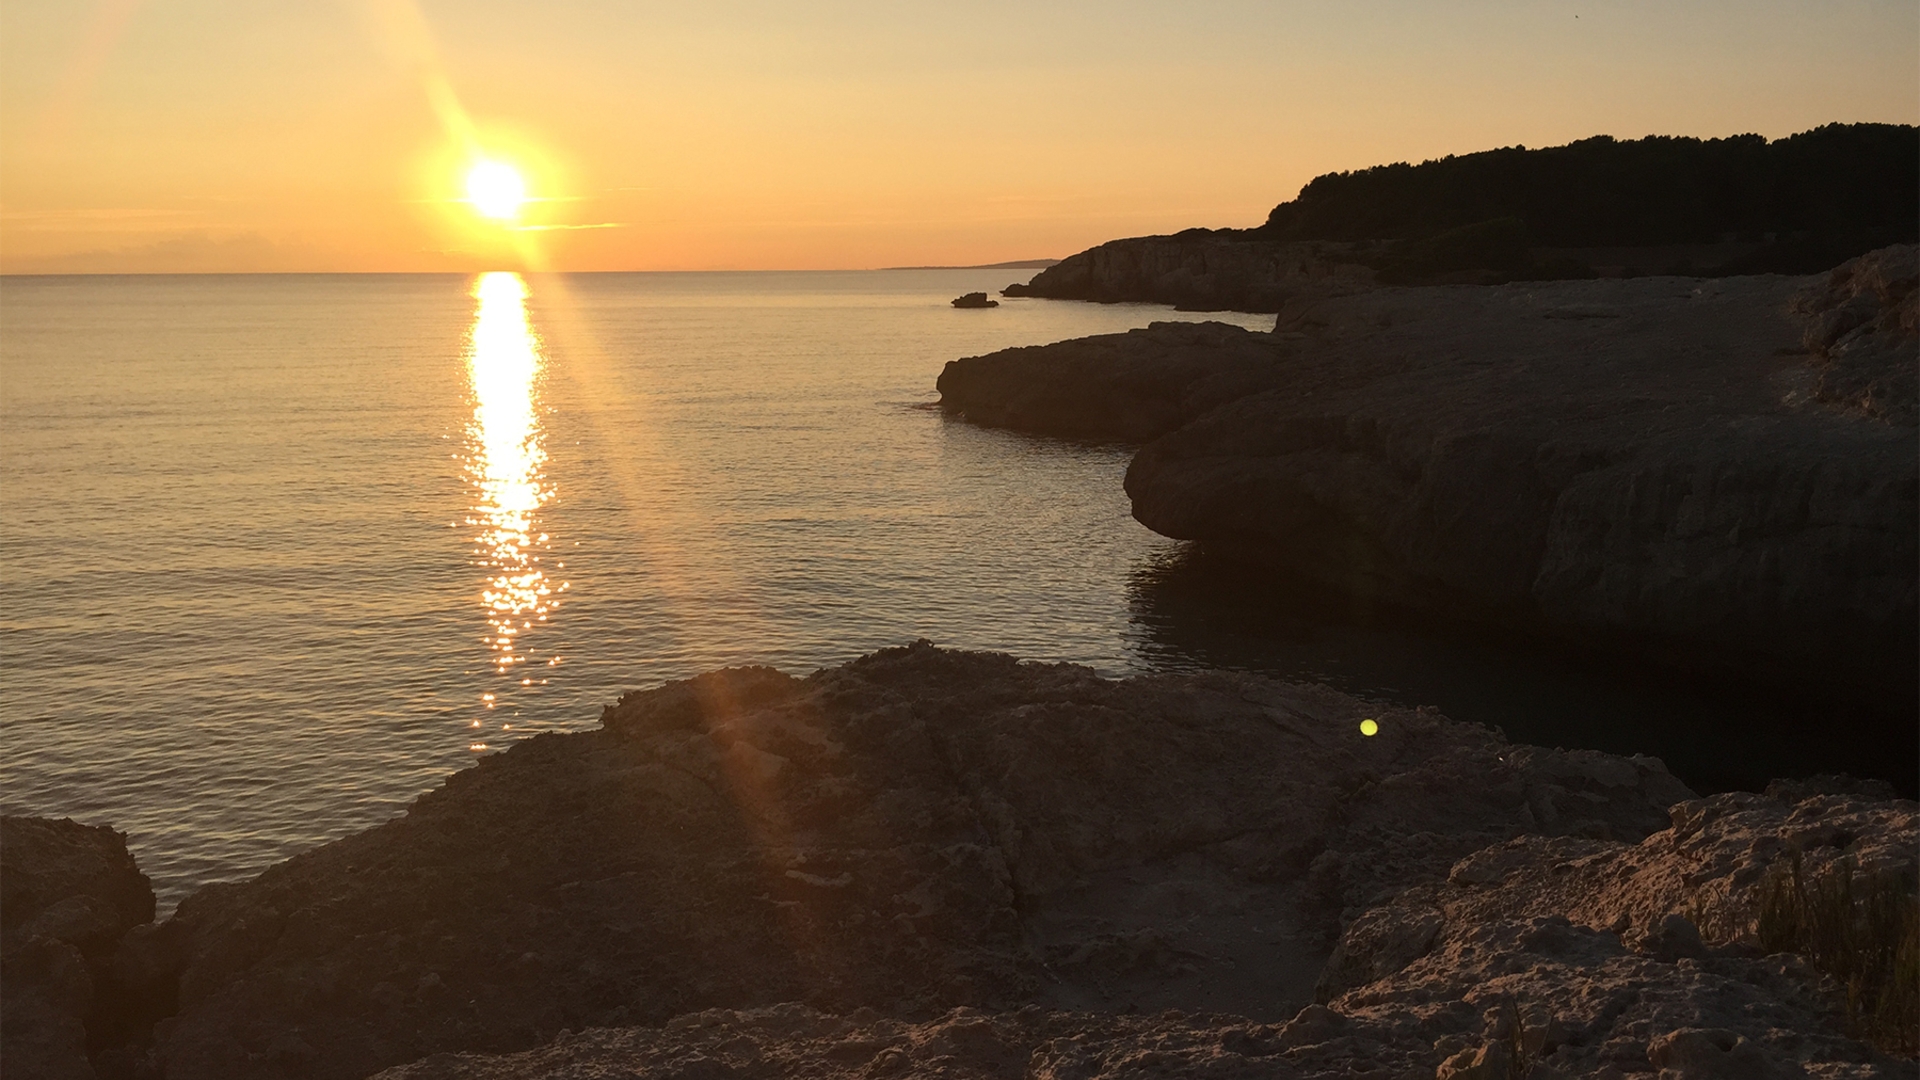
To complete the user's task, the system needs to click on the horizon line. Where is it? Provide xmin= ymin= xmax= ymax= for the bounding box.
xmin=0 ymin=262 xmax=1061 ymax=278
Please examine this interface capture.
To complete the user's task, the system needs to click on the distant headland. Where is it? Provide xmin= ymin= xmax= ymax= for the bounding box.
xmin=883 ymin=258 xmax=1061 ymax=270
xmin=949 ymin=123 xmax=1919 ymax=782
xmin=1004 ymin=123 xmax=1918 ymax=310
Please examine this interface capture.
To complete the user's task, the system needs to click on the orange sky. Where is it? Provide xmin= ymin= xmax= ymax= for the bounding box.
xmin=2 ymin=0 xmax=1915 ymax=273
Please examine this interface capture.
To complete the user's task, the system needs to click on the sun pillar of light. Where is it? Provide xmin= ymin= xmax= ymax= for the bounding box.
xmin=464 ymin=272 xmax=564 ymax=727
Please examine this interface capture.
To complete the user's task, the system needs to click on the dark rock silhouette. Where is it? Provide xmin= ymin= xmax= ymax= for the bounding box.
xmin=70 ymin=644 xmax=1706 ymax=1078
xmin=940 ymin=259 xmax=1920 ymax=712
xmin=1267 ymin=121 xmax=1912 ymax=249
xmin=0 ymin=817 xmax=156 ymax=1080
xmin=935 ymin=320 xmax=1283 ymax=441
xmin=1004 ymin=232 xmax=1379 ymax=312
xmin=8 ymin=645 xmax=1913 ymax=1077
xmin=1262 ymin=124 xmax=1915 ymax=254
xmin=1009 ymin=124 xmax=1918 ymax=310
xmin=950 ymin=291 xmax=998 ymax=308
xmin=366 ymin=786 xmax=1915 ymax=1079
xmin=1118 ymin=543 xmax=1916 ymax=795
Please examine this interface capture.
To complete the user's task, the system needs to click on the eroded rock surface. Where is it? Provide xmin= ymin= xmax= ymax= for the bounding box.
xmin=1003 ymin=232 xmax=1378 ymax=312
xmin=1318 ymin=787 xmax=1918 ymax=1078
xmin=1792 ymin=244 xmax=1918 ymax=424
xmin=0 ymin=816 xmax=157 ymax=1080
xmin=366 ymin=787 xmax=1912 ymax=1068
xmin=368 ymin=786 xmax=1917 ymax=1080
xmin=140 ymin=643 xmax=1697 ymax=1079
xmin=937 ymin=320 xmax=1286 ymax=441
xmin=361 ymin=1003 xmax=1517 ymax=1080
xmin=1125 ymin=275 xmax=1916 ymax=703
xmin=942 ymin=265 xmax=1919 ymax=707
xmin=12 ymin=646 xmax=1911 ymax=1078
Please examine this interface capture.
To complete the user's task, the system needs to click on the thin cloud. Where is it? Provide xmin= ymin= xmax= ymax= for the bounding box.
xmin=511 ymin=223 xmax=627 ymax=232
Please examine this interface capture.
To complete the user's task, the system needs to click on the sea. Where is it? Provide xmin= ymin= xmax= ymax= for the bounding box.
xmin=0 ymin=270 xmax=1900 ymax=910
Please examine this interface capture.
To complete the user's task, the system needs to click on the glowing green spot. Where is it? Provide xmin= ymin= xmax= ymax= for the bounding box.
xmin=1359 ymin=718 xmax=1379 ymax=737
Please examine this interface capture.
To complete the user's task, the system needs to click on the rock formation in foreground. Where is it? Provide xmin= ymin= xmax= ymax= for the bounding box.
xmin=370 ymin=780 xmax=1917 ymax=1079
xmin=944 ymin=249 xmax=1920 ymax=711
xmin=5 ymin=645 xmax=1915 ymax=1078
xmin=0 ymin=817 xmax=157 ymax=1080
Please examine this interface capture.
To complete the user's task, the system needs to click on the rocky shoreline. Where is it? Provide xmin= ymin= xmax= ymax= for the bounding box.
xmin=8 ymin=252 xmax=1916 ymax=1080
xmin=946 ymin=248 xmax=1919 ymax=716
xmin=10 ymin=123 xmax=1916 ymax=1080
xmin=1001 ymin=232 xmax=1382 ymax=313
xmin=5 ymin=643 xmax=1917 ymax=1078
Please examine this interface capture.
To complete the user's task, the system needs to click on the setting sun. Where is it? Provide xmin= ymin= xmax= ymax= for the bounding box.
xmin=0 ymin=0 xmax=1915 ymax=1072
xmin=466 ymin=161 xmax=527 ymax=221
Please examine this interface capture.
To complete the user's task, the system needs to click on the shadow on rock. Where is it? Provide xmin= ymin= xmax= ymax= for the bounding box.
xmin=1124 ymin=544 xmax=1920 ymax=798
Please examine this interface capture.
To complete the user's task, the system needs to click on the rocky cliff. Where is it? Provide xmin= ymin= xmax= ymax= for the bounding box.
xmin=1007 ymin=125 xmax=1918 ymax=311
xmin=4 ymin=645 xmax=1913 ymax=1078
xmin=944 ymin=249 xmax=1920 ymax=712
xmin=1003 ymin=232 xmax=1378 ymax=313
xmin=933 ymin=319 xmax=1288 ymax=441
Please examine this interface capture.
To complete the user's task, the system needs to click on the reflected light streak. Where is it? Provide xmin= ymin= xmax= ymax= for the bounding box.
xmin=464 ymin=272 xmax=565 ymax=708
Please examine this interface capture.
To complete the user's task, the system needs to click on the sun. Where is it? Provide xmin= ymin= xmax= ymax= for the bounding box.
xmin=466 ymin=161 xmax=527 ymax=221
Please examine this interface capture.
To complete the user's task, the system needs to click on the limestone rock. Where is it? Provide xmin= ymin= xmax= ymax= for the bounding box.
xmin=1647 ymin=1027 xmax=1808 ymax=1079
xmin=142 ymin=643 xmax=1693 ymax=1079
xmin=942 ymin=263 xmax=1919 ymax=707
xmin=360 ymin=1005 xmax=1399 ymax=1080
xmin=1008 ymin=232 xmax=1379 ymax=312
xmin=366 ymin=780 xmax=1912 ymax=1076
xmin=1790 ymin=243 xmax=1918 ymax=424
xmin=1126 ymin=274 xmax=1915 ymax=705
xmin=1314 ymin=787 xmax=1916 ymax=1078
xmin=32 ymin=646 xmax=1908 ymax=1078
xmin=0 ymin=817 xmax=157 ymax=1080
xmin=937 ymin=320 xmax=1285 ymax=442
xmin=2 ymin=817 xmax=155 ymax=954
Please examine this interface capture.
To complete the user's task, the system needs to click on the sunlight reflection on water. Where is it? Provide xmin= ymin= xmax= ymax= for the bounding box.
xmin=464 ymin=273 xmax=566 ymax=725
xmin=11 ymin=271 xmax=1886 ymax=914
xmin=0 ymin=270 xmax=1274 ymax=909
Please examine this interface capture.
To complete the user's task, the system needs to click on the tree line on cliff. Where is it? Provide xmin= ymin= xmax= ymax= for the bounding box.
xmin=1253 ymin=123 xmax=1916 ymax=276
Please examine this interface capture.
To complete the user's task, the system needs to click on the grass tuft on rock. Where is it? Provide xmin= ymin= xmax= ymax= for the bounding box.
xmin=1756 ymin=849 xmax=1919 ymax=1054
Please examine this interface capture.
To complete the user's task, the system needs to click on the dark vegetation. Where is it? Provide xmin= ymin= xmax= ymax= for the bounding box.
xmin=1253 ymin=123 xmax=1918 ymax=280
xmin=1756 ymin=849 xmax=1920 ymax=1054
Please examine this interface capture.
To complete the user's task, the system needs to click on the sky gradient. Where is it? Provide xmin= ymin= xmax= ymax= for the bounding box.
xmin=2 ymin=0 xmax=1916 ymax=273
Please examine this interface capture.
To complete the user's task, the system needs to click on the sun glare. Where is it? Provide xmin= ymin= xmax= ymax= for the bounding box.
xmin=466 ymin=161 xmax=527 ymax=220
xmin=464 ymin=271 xmax=564 ymax=694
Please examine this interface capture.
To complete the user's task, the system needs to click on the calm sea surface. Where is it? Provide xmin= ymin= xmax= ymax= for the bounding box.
xmin=1 ymin=270 xmax=1273 ymax=906
xmin=1 ymin=270 xmax=1901 ymax=909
